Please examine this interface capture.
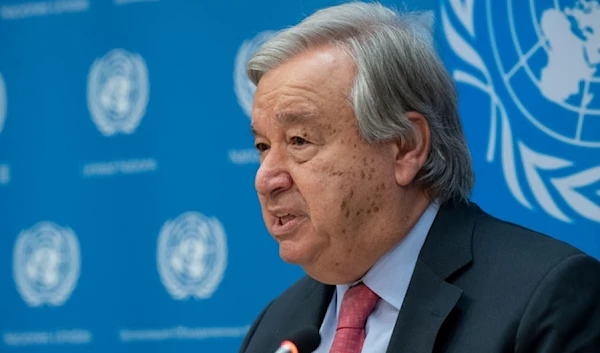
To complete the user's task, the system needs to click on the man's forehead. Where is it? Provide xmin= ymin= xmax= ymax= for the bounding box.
xmin=261 ymin=46 xmax=351 ymax=82
xmin=254 ymin=46 xmax=356 ymax=97
xmin=250 ymin=46 xmax=356 ymax=134
xmin=251 ymin=109 xmax=319 ymax=134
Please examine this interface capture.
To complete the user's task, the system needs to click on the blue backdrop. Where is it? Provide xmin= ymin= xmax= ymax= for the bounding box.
xmin=0 ymin=0 xmax=597 ymax=352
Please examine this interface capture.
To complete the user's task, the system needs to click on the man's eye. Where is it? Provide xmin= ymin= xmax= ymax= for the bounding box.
xmin=290 ymin=136 xmax=309 ymax=146
xmin=255 ymin=142 xmax=269 ymax=152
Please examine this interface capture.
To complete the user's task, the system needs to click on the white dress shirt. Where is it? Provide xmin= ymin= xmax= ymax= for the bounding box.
xmin=313 ymin=200 xmax=440 ymax=353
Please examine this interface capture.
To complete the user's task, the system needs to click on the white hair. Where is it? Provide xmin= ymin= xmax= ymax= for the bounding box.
xmin=247 ymin=1 xmax=474 ymax=203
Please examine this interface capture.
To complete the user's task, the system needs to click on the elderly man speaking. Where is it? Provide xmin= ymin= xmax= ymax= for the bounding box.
xmin=239 ymin=2 xmax=600 ymax=353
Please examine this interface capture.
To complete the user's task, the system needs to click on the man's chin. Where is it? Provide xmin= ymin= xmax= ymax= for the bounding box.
xmin=277 ymin=241 xmax=318 ymax=267
xmin=278 ymin=248 xmax=307 ymax=265
xmin=277 ymin=245 xmax=345 ymax=284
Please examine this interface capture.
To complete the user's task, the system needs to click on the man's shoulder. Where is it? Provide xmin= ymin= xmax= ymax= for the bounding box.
xmin=471 ymin=203 xmax=585 ymax=259
xmin=464 ymin=202 xmax=599 ymax=283
xmin=428 ymin=201 xmax=595 ymax=280
xmin=419 ymin=202 xmax=600 ymax=351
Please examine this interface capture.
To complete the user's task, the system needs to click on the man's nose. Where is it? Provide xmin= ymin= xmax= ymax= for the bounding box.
xmin=255 ymin=150 xmax=293 ymax=197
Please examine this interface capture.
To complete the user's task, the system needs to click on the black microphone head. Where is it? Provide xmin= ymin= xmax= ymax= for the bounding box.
xmin=285 ymin=326 xmax=321 ymax=353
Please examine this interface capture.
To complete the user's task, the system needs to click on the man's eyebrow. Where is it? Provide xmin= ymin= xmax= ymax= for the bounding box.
xmin=275 ymin=111 xmax=316 ymax=126
xmin=251 ymin=111 xmax=317 ymax=137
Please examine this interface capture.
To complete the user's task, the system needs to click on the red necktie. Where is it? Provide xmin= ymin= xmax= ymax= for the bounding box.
xmin=329 ymin=282 xmax=380 ymax=353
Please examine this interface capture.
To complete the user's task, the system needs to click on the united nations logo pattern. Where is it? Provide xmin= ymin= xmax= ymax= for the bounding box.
xmin=157 ymin=212 xmax=228 ymax=300
xmin=87 ymin=49 xmax=150 ymax=136
xmin=13 ymin=222 xmax=81 ymax=307
xmin=234 ymin=31 xmax=275 ymax=118
xmin=0 ymin=72 xmax=6 ymax=135
xmin=442 ymin=0 xmax=600 ymax=223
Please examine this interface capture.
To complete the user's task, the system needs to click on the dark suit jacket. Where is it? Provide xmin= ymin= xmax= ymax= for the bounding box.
xmin=239 ymin=202 xmax=600 ymax=353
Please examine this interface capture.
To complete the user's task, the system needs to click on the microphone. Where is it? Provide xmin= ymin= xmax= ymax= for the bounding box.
xmin=273 ymin=326 xmax=321 ymax=353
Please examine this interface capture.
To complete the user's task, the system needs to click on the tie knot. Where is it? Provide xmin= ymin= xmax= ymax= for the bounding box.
xmin=337 ymin=282 xmax=380 ymax=330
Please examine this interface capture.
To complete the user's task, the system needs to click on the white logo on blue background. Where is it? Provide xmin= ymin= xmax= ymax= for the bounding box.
xmin=13 ymin=222 xmax=81 ymax=307
xmin=234 ymin=31 xmax=275 ymax=118
xmin=442 ymin=0 xmax=600 ymax=223
xmin=87 ymin=49 xmax=150 ymax=136
xmin=0 ymin=73 xmax=6 ymax=134
xmin=157 ymin=212 xmax=228 ymax=300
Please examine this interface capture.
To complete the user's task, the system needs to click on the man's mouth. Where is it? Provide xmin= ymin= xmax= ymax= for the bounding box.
xmin=270 ymin=211 xmax=304 ymax=236
xmin=278 ymin=214 xmax=296 ymax=225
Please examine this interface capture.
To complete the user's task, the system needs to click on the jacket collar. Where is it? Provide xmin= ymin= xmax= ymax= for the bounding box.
xmin=385 ymin=201 xmax=475 ymax=353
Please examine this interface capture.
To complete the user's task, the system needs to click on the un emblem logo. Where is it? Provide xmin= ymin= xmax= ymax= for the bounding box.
xmin=13 ymin=222 xmax=81 ymax=307
xmin=87 ymin=49 xmax=150 ymax=136
xmin=0 ymin=73 xmax=6 ymax=135
xmin=157 ymin=212 xmax=228 ymax=300
xmin=234 ymin=31 xmax=275 ymax=118
xmin=442 ymin=0 xmax=600 ymax=223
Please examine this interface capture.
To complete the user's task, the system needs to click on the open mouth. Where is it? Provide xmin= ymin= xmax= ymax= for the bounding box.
xmin=278 ymin=214 xmax=296 ymax=225
xmin=271 ymin=213 xmax=303 ymax=236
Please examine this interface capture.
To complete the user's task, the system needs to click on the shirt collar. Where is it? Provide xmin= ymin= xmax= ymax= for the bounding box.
xmin=335 ymin=200 xmax=441 ymax=311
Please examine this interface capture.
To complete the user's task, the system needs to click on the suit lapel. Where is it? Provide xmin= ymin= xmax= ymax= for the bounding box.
xmin=386 ymin=202 xmax=476 ymax=353
xmin=385 ymin=259 xmax=463 ymax=353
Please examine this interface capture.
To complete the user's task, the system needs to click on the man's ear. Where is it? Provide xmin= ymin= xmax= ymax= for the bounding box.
xmin=394 ymin=112 xmax=431 ymax=186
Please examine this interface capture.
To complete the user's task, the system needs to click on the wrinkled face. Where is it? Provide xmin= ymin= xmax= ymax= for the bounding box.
xmin=251 ymin=46 xmax=404 ymax=284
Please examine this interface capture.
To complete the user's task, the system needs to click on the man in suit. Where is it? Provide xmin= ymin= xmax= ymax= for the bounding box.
xmin=240 ymin=2 xmax=600 ymax=352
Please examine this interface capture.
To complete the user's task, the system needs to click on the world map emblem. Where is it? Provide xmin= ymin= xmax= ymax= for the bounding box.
xmin=13 ymin=222 xmax=81 ymax=307
xmin=87 ymin=49 xmax=150 ymax=136
xmin=157 ymin=212 xmax=228 ymax=300
xmin=442 ymin=0 xmax=600 ymax=223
